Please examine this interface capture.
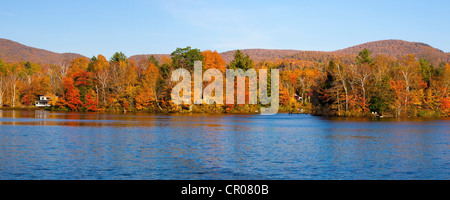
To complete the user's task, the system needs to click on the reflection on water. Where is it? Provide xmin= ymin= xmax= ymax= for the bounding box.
xmin=0 ymin=110 xmax=449 ymax=180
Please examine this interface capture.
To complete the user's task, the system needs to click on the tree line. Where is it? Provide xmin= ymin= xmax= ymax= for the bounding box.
xmin=0 ymin=47 xmax=449 ymax=117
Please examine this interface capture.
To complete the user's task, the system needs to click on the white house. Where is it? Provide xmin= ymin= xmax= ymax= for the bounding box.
xmin=35 ymin=96 xmax=51 ymax=107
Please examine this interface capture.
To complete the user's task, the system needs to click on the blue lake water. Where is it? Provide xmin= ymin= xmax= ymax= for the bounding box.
xmin=0 ymin=110 xmax=448 ymax=180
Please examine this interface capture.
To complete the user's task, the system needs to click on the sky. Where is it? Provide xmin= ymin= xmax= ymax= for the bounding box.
xmin=1 ymin=0 xmax=449 ymax=58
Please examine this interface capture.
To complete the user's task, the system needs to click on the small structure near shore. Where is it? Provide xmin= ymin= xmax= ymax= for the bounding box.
xmin=35 ymin=96 xmax=51 ymax=107
xmin=294 ymin=94 xmax=302 ymax=101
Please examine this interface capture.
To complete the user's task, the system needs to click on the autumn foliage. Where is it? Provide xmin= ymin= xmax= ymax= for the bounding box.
xmin=62 ymin=77 xmax=82 ymax=111
xmin=0 ymin=46 xmax=449 ymax=117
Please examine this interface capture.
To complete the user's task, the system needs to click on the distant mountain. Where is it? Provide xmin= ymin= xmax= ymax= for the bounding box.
xmin=1 ymin=38 xmax=448 ymax=67
xmin=130 ymin=40 xmax=449 ymax=66
xmin=129 ymin=49 xmax=301 ymax=64
xmin=0 ymin=38 xmax=86 ymax=65
xmin=219 ymin=49 xmax=301 ymax=63
xmin=333 ymin=40 xmax=450 ymax=65
xmin=129 ymin=49 xmax=302 ymax=64
xmin=129 ymin=54 xmax=170 ymax=64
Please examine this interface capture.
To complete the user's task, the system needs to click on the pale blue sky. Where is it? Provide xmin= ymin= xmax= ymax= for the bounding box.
xmin=1 ymin=0 xmax=449 ymax=57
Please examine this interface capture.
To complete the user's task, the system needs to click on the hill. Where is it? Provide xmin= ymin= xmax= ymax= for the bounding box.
xmin=129 ymin=49 xmax=301 ymax=64
xmin=1 ymin=38 xmax=448 ymax=66
xmin=130 ymin=40 xmax=449 ymax=66
xmin=219 ymin=49 xmax=300 ymax=63
xmin=129 ymin=54 xmax=170 ymax=64
xmin=333 ymin=39 xmax=450 ymax=65
xmin=0 ymin=38 xmax=86 ymax=65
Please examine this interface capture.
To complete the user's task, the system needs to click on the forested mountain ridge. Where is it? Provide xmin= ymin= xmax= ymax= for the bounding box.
xmin=1 ymin=38 xmax=448 ymax=66
xmin=333 ymin=40 xmax=449 ymax=66
xmin=128 ymin=49 xmax=301 ymax=63
xmin=129 ymin=40 xmax=449 ymax=65
xmin=0 ymin=38 xmax=86 ymax=65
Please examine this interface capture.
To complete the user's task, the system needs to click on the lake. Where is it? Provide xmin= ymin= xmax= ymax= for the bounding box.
xmin=0 ymin=110 xmax=448 ymax=180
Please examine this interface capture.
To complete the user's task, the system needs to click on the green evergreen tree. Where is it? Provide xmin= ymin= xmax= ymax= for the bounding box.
xmin=229 ymin=50 xmax=254 ymax=70
xmin=171 ymin=46 xmax=203 ymax=72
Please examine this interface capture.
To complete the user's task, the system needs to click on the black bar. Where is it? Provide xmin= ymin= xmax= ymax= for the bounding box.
xmin=0 ymin=180 xmax=446 ymax=199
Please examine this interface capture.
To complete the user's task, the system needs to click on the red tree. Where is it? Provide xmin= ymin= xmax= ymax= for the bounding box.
xmin=63 ymin=77 xmax=82 ymax=110
xmin=84 ymin=90 xmax=98 ymax=111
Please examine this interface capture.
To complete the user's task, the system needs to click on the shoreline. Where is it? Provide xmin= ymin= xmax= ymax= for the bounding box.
xmin=1 ymin=107 xmax=449 ymax=120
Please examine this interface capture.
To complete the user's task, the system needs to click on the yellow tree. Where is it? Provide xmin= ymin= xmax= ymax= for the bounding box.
xmin=108 ymin=52 xmax=137 ymax=110
xmin=68 ymin=57 xmax=89 ymax=76
xmin=201 ymin=50 xmax=226 ymax=109
xmin=202 ymin=50 xmax=226 ymax=73
xmin=398 ymin=55 xmax=420 ymax=108
xmin=91 ymin=55 xmax=111 ymax=106
xmin=349 ymin=63 xmax=372 ymax=113
xmin=121 ymin=59 xmax=138 ymax=110
xmin=7 ymin=63 xmax=22 ymax=107
xmin=294 ymin=67 xmax=321 ymax=105
xmin=440 ymin=63 xmax=450 ymax=115
xmin=444 ymin=63 xmax=450 ymax=97
xmin=0 ymin=59 xmax=6 ymax=107
xmin=135 ymin=62 xmax=159 ymax=110
xmin=334 ymin=61 xmax=350 ymax=115
xmin=390 ymin=79 xmax=406 ymax=117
